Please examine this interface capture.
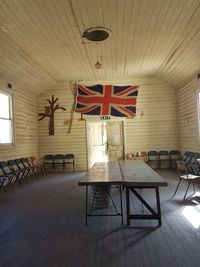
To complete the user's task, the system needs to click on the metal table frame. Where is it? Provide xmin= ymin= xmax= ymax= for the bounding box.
xmin=79 ymin=161 xmax=167 ymax=227
xmin=125 ymin=186 xmax=162 ymax=226
xmin=85 ymin=184 xmax=123 ymax=226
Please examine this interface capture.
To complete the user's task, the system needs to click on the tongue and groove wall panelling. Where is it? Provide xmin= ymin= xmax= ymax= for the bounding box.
xmin=37 ymin=82 xmax=87 ymax=171
xmin=0 ymin=80 xmax=38 ymax=161
xmin=177 ymin=78 xmax=200 ymax=152
xmin=125 ymin=78 xmax=178 ymax=154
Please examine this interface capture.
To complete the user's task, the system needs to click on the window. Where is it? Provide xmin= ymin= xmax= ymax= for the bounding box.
xmin=0 ymin=90 xmax=13 ymax=144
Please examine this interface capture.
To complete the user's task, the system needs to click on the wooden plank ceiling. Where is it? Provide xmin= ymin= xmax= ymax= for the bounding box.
xmin=0 ymin=0 xmax=200 ymax=94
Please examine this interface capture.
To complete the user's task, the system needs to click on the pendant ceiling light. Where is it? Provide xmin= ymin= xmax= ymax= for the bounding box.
xmin=94 ymin=61 xmax=102 ymax=69
xmin=82 ymin=27 xmax=111 ymax=69
xmin=82 ymin=27 xmax=111 ymax=42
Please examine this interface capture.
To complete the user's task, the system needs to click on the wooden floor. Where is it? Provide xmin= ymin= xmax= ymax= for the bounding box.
xmin=1 ymin=169 xmax=200 ymax=267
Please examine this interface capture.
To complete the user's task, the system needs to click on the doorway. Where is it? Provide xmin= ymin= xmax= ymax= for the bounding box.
xmin=86 ymin=120 xmax=125 ymax=169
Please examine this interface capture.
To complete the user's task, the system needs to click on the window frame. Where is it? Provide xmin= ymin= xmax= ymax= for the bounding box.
xmin=0 ymin=89 xmax=14 ymax=147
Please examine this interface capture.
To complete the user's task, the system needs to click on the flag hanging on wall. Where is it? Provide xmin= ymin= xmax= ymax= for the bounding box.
xmin=75 ymin=84 xmax=139 ymax=118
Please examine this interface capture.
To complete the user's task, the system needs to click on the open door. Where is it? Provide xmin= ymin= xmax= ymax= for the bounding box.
xmin=106 ymin=121 xmax=124 ymax=162
xmin=86 ymin=122 xmax=107 ymax=169
xmin=86 ymin=120 xmax=125 ymax=168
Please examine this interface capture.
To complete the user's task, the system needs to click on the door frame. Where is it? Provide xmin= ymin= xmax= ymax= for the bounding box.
xmin=86 ymin=118 xmax=127 ymax=169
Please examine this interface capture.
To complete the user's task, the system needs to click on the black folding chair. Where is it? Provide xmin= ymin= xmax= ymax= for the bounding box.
xmin=64 ymin=154 xmax=75 ymax=172
xmin=7 ymin=160 xmax=25 ymax=183
xmin=54 ymin=154 xmax=65 ymax=172
xmin=20 ymin=158 xmax=35 ymax=176
xmin=169 ymin=150 xmax=181 ymax=168
xmin=147 ymin=151 xmax=159 ymax=169
xmin=43 ymin=154 xmax=55 ymax=172
xmin=159 ymin=150 xmax=170 ymax=169
xmin=0 ymin=175 xmax=10 ymax=192
xmin=0 ymin=161 xmax=18 ymax=185
xmin=173 ymin=161 xmax=200 ymax=199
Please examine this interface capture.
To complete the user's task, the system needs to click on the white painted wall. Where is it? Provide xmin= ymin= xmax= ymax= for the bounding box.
xmin=0 ymin=79 xmax=38 ymax=161
xmin=37 ymin=78 xmax=178 ymax=170
xmin=177 ymin=78 xmax=200 ymax=152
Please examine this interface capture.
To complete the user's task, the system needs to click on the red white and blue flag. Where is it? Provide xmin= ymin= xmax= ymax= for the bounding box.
xmin=75 ymin=84 xmax=139 ymax=118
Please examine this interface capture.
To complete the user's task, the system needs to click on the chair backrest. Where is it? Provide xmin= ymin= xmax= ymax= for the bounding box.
xmin=159 ymin=151 xmax=169 ymax=158
xmin=126 ymin=152 xmax=134 ymax=160
xmin=196 ymin=159 xmax=200 ymax=167
xmin=190 ymin=152 xmax=200 ymax=164
xmin=8 ymin=160 xmax=19 ymax=172
xmin=169 ymin=150 xmax=181 ymax=159
xmin=20 ymin=157 xmax=30 ymax=168
xmin=43 ymin=154 xmax=55 ymax=163
xmin=135 ymin=151 xmax=147 ymax=157
xmin=0 ymin=161 xmax=12 ymax=174
xmin=65 ymin=154 xmax=74 ymax=159
xmin=54 ymin=154 xmax=65 ymax=163
xmin=27 ymin=157 xmax=34 ymax=167
xmin=65 ymin=154 xmax=74 ymax=161
xmin=181 ymin=151 xmax=190 ymax=161
xmin=159 ymin=150 xmax=169 ymax=155
xmin=184 ymin=152 xmax=194 ymax=164
xmin=31 ymin=156 xmax=38 ymax=166
xmin=177 ymin=161 xmax=188 ymax=177
xmin=135 ymin=151 xmax=147 ymax=161
xmin=15 ymin=159 xmax=25 ymax=170
xmin=55 ymin=154 xmax=65 ymax=159
xmin=147 ymin=151 xmax=158 ymax=159
xmin=148 ymin=150 xmax=158 ymax=155
xmin=0 ymin=162 xmax=6 ymax=176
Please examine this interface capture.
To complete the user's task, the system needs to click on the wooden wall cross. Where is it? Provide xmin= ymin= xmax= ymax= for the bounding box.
xmin=38 ymin=95 xmax=66 ymax=135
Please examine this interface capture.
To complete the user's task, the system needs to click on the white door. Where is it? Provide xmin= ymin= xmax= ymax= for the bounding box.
xmin=86 ymin=122 xmax=107 ymax=169
xmin=106 ymin=121 xmax=124 ymax=162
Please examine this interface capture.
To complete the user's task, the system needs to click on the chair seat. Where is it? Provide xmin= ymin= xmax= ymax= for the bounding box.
xmin=180 ymin=174 xmax=200 ymax=180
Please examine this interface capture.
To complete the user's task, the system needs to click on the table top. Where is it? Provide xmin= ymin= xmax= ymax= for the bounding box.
xmin=79 ymin=160 xmax=167 ymax=187
xmin=78 ymin=162 xmax=122 ymax=186
xmin=120 ymin=160 xmax=168 ymax=187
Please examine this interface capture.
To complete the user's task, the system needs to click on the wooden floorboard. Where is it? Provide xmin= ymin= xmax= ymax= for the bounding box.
xmin=0 ymin=169 xmax=200 ymax=267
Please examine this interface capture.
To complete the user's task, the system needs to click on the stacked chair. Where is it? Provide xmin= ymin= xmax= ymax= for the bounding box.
xmin=0 ymin=167 xmax=10 ymax=192
xmin=0 ymin=156 xmax=44 ymax=192
xmin=7 ymin=160 xmax=27 ymax=183
xmin=27 ymin=156 xmax=44 ymax=176
xmin=0 ymin=161 xmax=20 ymax=185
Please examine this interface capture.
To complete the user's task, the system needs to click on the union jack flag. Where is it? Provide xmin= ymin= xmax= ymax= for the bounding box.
xmin=75 ymin=84 xmax=139 ymax=118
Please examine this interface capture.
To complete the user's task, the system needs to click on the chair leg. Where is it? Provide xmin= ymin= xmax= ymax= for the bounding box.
xmin=193 ymin=183 xmax=196 ymax=195
xmin=184 ymin=182 xmax=191 ymax=199
xmin=173 ymin=178 xmax=182 ymax=197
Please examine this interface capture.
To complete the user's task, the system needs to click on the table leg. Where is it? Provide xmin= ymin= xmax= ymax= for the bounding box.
xmin=119 ymin=185 xmax=123 ymax=225
xmin=155 ymin=187 xmax=162 ymax=226
xmin=85 ymin=186 xmax=88 ymax=226
xmin=126 ymin=187 xmax=130 ymax=225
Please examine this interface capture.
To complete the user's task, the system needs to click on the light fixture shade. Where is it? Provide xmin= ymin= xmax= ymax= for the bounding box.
xmin=82 ymin=27 xmax=111 ymax=42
